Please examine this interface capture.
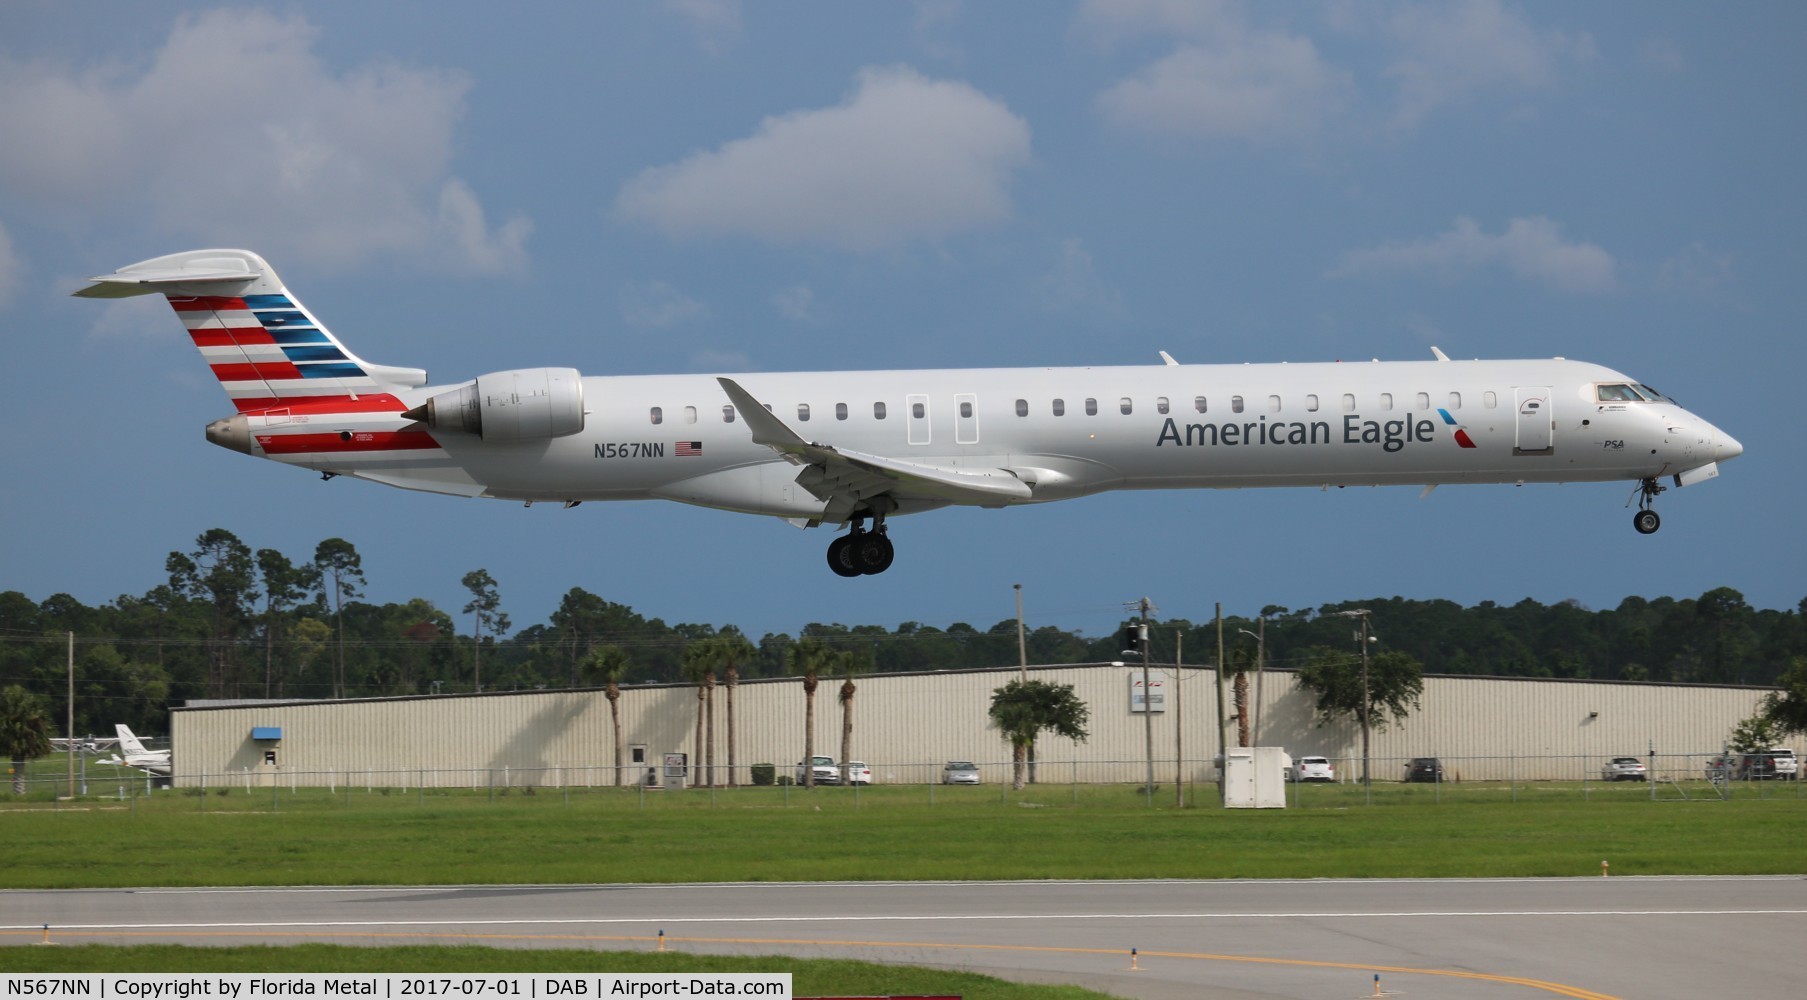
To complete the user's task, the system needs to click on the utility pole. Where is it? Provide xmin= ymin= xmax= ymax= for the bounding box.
xmin=1014 ymin=584 xmax=1027 ymax=682
xmin=67 ymin=631 xmax=74 ymax=799
xmin=1335 ymin=609 xmax=1375 ymax=791
xmin=1139 ymin=597 xmax=1153 ymax=802
xmin=1215 ymin=603 xmax=1226 ymax=805
xmin=1173 ymin=631 xmax=1183 ymax=808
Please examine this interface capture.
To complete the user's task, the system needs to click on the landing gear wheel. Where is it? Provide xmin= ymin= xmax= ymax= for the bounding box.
xmin=854 ymin=532 xmax=895 ymax=575
xmin=1633 ymin=509 xmax=1661 ymax=535
xmin=826 ymin=535 xmax=861 ymax=577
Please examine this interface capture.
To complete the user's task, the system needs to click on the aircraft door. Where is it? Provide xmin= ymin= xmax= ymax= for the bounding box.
xmin=1514 ymin=387 xmax=1553 ymax=454
xmin=954 ymin=393 xmax=978 ymax=444
xmin=906 ymin=393 xmax=931 ymax=446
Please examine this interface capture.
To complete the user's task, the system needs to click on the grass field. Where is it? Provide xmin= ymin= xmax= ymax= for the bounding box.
xmin=3 ymin=777 xmax=1804 ymax=887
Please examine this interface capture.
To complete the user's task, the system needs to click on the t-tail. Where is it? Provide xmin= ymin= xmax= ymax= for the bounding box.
xmin=75 ymin=248 xmax=435 ymax=457
xmin=75 ymin=248 xmax=428 ymax=410
xmin=116 ymin=724 xmax=150 ymax=756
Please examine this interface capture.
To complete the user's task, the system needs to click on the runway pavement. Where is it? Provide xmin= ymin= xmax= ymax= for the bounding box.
xmin=5 ymin=876 xmax=1803 ymax=999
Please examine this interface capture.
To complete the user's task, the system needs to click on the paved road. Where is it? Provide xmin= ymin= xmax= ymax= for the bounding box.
xmin=5 ymin=877 xmax=1803 ymax=999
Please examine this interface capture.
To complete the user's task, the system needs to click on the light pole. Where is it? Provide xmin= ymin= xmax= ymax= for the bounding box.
xmin=1235 ymin=622 xmax=1265 ymax=747
xmin=1334 ymin=609 xmax=1375 ymax=790
xmin=1014 ymin=584 xmax=1027 ymax=682
xmin=1123 ymin=597 xmax=1156 ymax=803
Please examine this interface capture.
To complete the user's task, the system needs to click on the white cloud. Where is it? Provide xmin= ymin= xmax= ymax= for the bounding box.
xmin=0 ymin=222 xmax=20 ymax=308
xmin=1087 ymin=2 xmax=1350 ymax=142
xmin=616 ymin=66 xmax=1031 ymax=250
xmin=1382 ymin=0 xmax=1595 ymax=129
xmin=1037 ymin=237 xmax=1124 ymax=317
xmin=664 ymin=0 xmax=742 ymax=52
xmin=619 ymin=280 xmax=710 ymax=329
xmin=772 ymin=283 xmax=821 ymax=323
xmin=0 ymin=9 xmax=528 ymax=274
xmin=1331 ymin=216 xmax=1616 ymax=294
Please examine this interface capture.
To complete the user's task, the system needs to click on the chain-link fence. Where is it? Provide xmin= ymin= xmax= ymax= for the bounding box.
xmin=6 ymin=750 xmax=1801 ymax=810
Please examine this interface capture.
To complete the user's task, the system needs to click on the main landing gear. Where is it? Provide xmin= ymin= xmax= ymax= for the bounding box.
xmin=1631 ymin=477 xmax=1665 ymax=535
xmin=826 ymin=516 xmax=895 ymax=577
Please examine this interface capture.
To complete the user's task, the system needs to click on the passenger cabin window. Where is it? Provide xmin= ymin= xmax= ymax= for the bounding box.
xmin=1156 ymin=396 xmax=1170 ymax=414
xmin=835 ymin=402 xmax=848 ymax=420
xmin=722 ymin=405 xmax=736 ymax=423
xmin=912 ymin=401 xmax=925 ymax=419
xmin=1342 ymin=393 xmax=1356 ymax=412
xmin=1447 ymin=392 xmax=1460 ymax=410
xmin=797 ymin=403 xmax=810 ymax=421
xmin=1379 ymin=393 xmax=1393 ymax=410
xmin=960 ymin=401 xmax=973 ymax=418
xmin=1483 ymin=391 xmax=1498 ymax=409
xmin=1053 ymin=398 xmax=1065 ymax=416
xmin=874 ymin=402 xmax=886 ymax=419
xmin=684 ymin=405 xmax=697 ymax=424
xmin=1085 ymin=398 xmax=1098 ymax=416
xmin=1305 ymin=394 xmax=1320 ymax=412
xmin=1415 ymin=392 xmax=1429 ymax=410
xmin=1267 ymin=394 xmax=1281 ymax=413
xmin=1119 ymin=397 xmax=1132 ymax=415
xmin=1231 ymin=395 xmax=1245 ymax=413
xmin=1015 ymin=399 xmax=1028 ymax=417
xmin=1194 ymin=396 xmax=1208 ymax=413
xmin=650 ymin=406 xmax=663 ymax=425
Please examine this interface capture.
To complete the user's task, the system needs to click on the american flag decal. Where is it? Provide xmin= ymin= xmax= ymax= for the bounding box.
xmin=676 ymin=441 xmax=703 ymax=457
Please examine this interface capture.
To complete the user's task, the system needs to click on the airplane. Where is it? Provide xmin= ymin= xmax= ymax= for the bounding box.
xmin=77 ymin=249 xmax=1743 ymax=577
xmin=97 ymin=724 xmax=172 ymax=778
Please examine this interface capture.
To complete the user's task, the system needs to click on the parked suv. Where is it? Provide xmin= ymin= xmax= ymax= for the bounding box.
xmin=1765 ymin=748 xmax=1798 ymax=780
xmin=1737 ymin=753 xmax=1780 ymax=781
xmin=795 ymin=755 xmax=838 ymax=785
xmin=1404 ymin=757 xmax=1444 ymax=783
xmin=1601 ymin=756 xmax=1647 ymax=782
xmin=1291 ymin=756 xmax=1336 ymax=783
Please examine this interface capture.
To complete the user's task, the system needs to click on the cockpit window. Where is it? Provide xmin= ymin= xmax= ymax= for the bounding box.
xmin=1596 ymin=384 xmax=1642 ymax=402
xmin=1634 ymin=383 xmax=1674 ymax=403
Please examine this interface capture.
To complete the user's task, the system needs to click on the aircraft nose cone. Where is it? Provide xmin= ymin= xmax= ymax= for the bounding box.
xmin=1715 ymin=429 xmax=1743 ymax=463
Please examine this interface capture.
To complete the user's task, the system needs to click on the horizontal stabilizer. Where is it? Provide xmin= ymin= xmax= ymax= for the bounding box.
xmin=74 ymin=250 xmax=273 ymax=298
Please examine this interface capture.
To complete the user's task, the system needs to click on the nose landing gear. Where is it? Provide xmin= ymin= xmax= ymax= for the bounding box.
xmin=1630 ymin=477 xmax=1665 ymax=534
xmin=825 ymin=515 xmax=895 ymax=577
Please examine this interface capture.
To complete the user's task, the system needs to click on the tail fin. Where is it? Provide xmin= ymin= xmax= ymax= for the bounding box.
xmin=74 ymin=249 xmax=427 ymax=413
xmin=116 ymin=724 xmax=148 ymax=756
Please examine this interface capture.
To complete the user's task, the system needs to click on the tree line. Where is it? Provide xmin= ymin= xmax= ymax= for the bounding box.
xmin=1 ymin=527 xmax=1805 ymax=741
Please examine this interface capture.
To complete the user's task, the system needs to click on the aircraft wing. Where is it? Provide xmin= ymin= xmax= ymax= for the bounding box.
xmin=716 ymin=378 xmax=1031 ymax=520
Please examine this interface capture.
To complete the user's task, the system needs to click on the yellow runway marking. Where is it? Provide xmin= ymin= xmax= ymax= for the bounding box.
xmin=1 ymin=927 xmax=1618 ymax=999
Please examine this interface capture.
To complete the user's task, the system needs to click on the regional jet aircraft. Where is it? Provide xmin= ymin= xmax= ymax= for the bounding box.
xmin=77 ymin=249 xmax=1743 ymax=576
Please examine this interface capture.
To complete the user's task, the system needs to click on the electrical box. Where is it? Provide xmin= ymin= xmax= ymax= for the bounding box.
xmin=1223 ymin=747 xmax=1291 ymax=808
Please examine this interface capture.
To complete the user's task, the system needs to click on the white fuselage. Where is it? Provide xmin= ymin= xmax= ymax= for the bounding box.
xmin=260 ymin=357 xmax=1737 ymax=521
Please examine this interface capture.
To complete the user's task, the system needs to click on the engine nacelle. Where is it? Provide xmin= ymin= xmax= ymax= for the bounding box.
xmin=408 ymin=367 xmax=585 ymax=442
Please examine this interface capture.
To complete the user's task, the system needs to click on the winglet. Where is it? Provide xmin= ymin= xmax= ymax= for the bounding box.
xmin=1430 ymin=346 xmax=1450 ymax=362
xmin=717 ymin=377 xmax=812 ymax=456
xmin=1159 ymin=351 xmax=1180 ymax=366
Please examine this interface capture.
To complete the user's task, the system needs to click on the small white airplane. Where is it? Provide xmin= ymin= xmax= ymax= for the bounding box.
xmin=78 ymin=249 xmax=1742 ymax=576
xmin=97 ymin=725 xmax=172 ymax=778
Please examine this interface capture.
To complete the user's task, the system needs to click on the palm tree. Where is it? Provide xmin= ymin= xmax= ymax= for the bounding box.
xmin=582 ymin=646 xmax=631 ymax=786
xmin=0 ymin=685 xmax=56 ymax=795
xmin=786 ymin=638 xmax=836 ymax=789
xmin=712 ymin=633 xmax=756 ymax=786
xmin=988 ymin=679 xmax=1091 ymax=790
xmin=1227 ymin=641 xmax=1257 ymax=747
xmin=837 ymin=650 xmax=870 ymax=784
xmin=680 ymin=642 xmax=716 ymax=787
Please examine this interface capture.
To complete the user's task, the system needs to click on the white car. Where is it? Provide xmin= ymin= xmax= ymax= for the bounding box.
xmin=1601 ymin=756 xmax=1647 ymax=782
xmin=1765 ymin=748 xmax=1798 ymax=780
xmin=942 ymin=761 xmax=981 ymax=785
xmin=843 ymin=761 xmax=873 ymax=785
xmin=795 ymin=755 xmax=838 ymax=785
xmin=1291 ymin=756 xmax=1335 ymax=783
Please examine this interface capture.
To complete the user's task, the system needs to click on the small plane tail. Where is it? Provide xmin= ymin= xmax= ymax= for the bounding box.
xmin=73 ymin=249 xmax=427 ymax=414
xmin=115 ymin=724 xmax=150 ymax=755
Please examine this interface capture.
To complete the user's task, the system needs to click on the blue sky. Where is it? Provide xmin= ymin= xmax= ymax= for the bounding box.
xmin=2 ymin=1 xmax=1800 ymax=640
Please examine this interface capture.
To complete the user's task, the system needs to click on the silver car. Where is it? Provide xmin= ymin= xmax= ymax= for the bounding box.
xmin=1601 ymin=756 xmax=1646 ymax=782
xmin=941 ymin=760 xmax=981 ymax=785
